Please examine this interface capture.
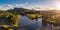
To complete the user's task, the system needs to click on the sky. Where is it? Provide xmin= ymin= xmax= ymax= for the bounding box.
xmin=0 ymin=0 xmax=60 ymax=10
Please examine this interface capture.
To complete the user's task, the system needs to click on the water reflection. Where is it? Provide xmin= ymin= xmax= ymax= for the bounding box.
xmin=18 ymin=15 xmax=42 ymax=30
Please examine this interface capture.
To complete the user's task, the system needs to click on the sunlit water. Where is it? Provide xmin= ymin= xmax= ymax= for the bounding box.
xmin=18 ymin=15 xmax=60 ymax=30
xmin=18 ymin=15 xmax=42 ymax=30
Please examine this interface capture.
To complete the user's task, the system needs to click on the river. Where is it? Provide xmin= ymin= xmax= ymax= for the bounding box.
xmin=18 ymin=15 xmax=42 ymax=30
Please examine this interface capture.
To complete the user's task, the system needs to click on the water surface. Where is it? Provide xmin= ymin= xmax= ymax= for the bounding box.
xmin=18 ymin=15 xmax=42 ymax=30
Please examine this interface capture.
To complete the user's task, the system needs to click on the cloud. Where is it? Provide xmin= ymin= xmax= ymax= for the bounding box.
xmin=16 ymin=4 xmax=24 ymax=7
xmin=0 ymin=4 xmax=25 ymax=10
xmin=0 ymin=4 xmax=14 ymax=10
xmin=0 ymin=2 xmax=41 ymax=10
xmin=0 ymin=2 xmax=31 ymax=10
xmin=7 ymin=4 xmax=14 ymax=8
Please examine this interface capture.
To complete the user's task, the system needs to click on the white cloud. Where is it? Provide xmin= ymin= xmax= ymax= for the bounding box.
xmin=0 ymin=3 xmax=41 ymax=10
xmin=0 ymin=4 xmax=14 ymax=10
xmin=0 ymin=4 xmax=25 ymax=10
xmin=7 ymin=4 xmax=14 ymax=9
xmin=16 ymin=4 xmax=24 ymax=7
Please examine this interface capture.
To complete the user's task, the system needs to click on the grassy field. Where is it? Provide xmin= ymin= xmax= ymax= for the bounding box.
xmin=25 ymin=14 xmax=42 ymax=19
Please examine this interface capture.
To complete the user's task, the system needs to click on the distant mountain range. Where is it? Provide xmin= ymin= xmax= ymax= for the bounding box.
xmin=0 ymin=8 xmax=60 ymax=15
xmin=7 ymin=8 xmax=41 ymax=15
